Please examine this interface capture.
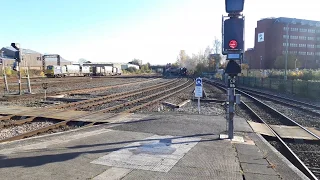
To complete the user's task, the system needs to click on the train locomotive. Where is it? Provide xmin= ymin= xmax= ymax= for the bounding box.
xmin=45 ymin=64 xmax=122 ymax=78
xmin=165 ymin=67 xmax=188 ymax=77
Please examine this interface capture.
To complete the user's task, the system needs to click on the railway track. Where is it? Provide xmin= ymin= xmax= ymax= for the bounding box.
xmin=0 ymin=78 xmax=193 ymax=143
xmin=237 ymin=86 xmax=320 ymax=115
xmin=205 ymin=79 xmax=320 ymax=180
xmin=0 ymin=77 xmax=159 ymax=101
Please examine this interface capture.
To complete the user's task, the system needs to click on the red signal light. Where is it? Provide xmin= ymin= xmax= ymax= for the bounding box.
xmin=229 ymin=40 xmax=238 ymax=49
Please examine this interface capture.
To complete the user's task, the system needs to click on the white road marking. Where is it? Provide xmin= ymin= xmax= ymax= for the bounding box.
xmin=93 ymin=167 xmax=132 ymax=180
xmin=91 ymin=135 xmax=201 ymax=172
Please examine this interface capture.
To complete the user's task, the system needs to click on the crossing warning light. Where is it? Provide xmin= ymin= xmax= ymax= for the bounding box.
xmin=229 ymin=40 xmax=238 ymax=49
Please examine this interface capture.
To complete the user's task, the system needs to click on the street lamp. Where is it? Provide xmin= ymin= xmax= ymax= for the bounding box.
xmin=284 ymin=23 xmax=289 ymax=80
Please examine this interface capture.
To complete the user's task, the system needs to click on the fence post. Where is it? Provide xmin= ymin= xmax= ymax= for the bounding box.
xmin=255 ymin=77 xmax=257 ymax=86
xmin=269 ymin=78 xmax=271 ymax=89
xmin=306 ymin=81 xmax=309 ymax=96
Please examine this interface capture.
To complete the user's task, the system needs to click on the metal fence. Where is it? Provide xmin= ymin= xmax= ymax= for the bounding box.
xmin=235 ymin=77 xmax=320 ymax=99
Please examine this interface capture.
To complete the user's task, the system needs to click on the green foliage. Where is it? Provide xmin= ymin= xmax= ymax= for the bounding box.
xmin=274 ymin=55 xmax=300 ymax=69
xmin=126 ymin=67 xmax=137 ymax=73
xmin=5 ymin=67 xmax=12 ymax=76
xmin=130 ymin=59 xmax=142 ymax=66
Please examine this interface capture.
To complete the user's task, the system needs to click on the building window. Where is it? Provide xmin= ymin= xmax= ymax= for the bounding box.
xmin=308 ymin=29 xmax=315 ymax=33
xmin=289 ymin=51 xmax=297 ymax=54
xmin=315 ymin=52 xmax=320 ymax=56
xmin=307 ymin=37 xmax=315 ymax=40
xmin=307 ymin=44 xmax=315 ymax=48
xmin=307 ymin=52 xmax=314 ymax=55
xmin=299 ymin=36 xmax=306 ymax=40
xmin=290 ymin=43 xmax=298 ymax=47
xmin=291 ymin=27 xmax=298 ymax=31
xmin=299 ymin=51 xmax=306 ymax=55
xmin=299 ymin=44 xmax=306 ymax=47
xmin=290 ymin=35 xmax=298 ymax=39
xmin=282 ymin=51 xmax=287 ymax=55
xmin=316 ymin=30 xmax=320 ymax=33
xmin=283 ymin=42 xmax=288 ymax=46
xmin=300 ymin=28 xmax=307 ymax=32
xmin=316 ymin=45 xmax=320 ymax=48
xmin=283 ymin=27 xmax=289 ymax=31
xmin=283 ymin=35 xmax=289 ymax=39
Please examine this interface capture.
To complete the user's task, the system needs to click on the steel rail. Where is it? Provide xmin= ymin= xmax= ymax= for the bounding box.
xmin=204 ymin=78 xmax=319 ymax=180
xmin=73 ymin=79 xmax=180 ymax=110
xmin=238 ymin=85 xmax=320 ymax=110
xmin=0 ymin=79 xmax=191 ymax=143
xmin=237 ymin=89 xmax=320 ymax=117
xmin=0 ymin=79 xmax=177 ymax=127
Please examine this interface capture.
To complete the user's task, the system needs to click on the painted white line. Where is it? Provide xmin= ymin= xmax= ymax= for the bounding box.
xmin=91 ymin=135 xmax=201 ymax=172
xmin=93 ymin=167 xmax=132 ymax=180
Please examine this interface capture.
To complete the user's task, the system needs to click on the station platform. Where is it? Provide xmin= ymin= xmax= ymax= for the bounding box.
xmin=0 ymin=113 xmax=309 ymax=180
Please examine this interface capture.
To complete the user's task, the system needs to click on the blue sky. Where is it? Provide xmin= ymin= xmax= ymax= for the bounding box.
xmin=1 ymin=0 xmax=319 ymax=64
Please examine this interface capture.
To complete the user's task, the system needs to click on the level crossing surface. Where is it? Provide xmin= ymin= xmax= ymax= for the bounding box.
xmin=0 ymin=113 xmax=309 ymax=180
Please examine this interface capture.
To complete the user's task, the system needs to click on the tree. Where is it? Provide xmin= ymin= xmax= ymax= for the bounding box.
xmin=241 ymin=64 xmax=249 ymax=70
xmin=130 ymin=59 xmax=142 ymax=66
xmin=274 ymin=55 xmax=301 ymax=69
xmin=213 ymin=37 xmax=221 ymax=54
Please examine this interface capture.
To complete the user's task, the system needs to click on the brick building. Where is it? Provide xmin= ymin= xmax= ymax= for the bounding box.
xmin=248 ymin=17 xmax=320 ymax=69
xmin=0 ymin=47 xmax=72 ymax=70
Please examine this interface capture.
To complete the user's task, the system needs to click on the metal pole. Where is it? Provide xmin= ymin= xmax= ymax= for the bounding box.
xmin=227 ymin=75 xmax=235 ymax=139
xmin=26 ymin=62 xmax=32 ymax=93
xmin=44 ymin=90 xmax=46 ymax=101
xmin=198 ymin=97 xmax=200 ymax=114
xmin=18 ymin=45 xmax=22 ymax=95
xmin=260 ymin=56 xmax=262 ymax=69
xmin=284 ymin=23 xmax=289 ymax=80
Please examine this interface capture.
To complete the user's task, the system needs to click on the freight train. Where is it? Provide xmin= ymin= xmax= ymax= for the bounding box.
xmin=45 ymin=64 xmax=122 ymax=78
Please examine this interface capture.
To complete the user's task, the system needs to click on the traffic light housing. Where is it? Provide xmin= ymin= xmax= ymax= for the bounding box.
xmin=223 ymin=17 xmax=244 ymax=53
xmin=11 ymin=43 xmax=21 ymax=63
xmin=14 ymin=51 xmax=21 ymax=62
xmin=225 ymin=0 xmax=245 ymax=14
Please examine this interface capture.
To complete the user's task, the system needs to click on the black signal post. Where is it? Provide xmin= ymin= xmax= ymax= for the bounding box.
xmin=11 ymin=43 xmax=22 ymax=95
xmin=222 ymin=0 xmax=245 ymax=139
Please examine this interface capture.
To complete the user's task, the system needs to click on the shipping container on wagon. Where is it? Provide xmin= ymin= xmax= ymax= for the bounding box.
xmin=104 ymin=66 xmax=113 ymax=75
xmin=93 ymin=66 xmax=102 ymax=76
xmin=81 ymin=66 xmax=91 ymax=74
xmin=65 ymin=65 xmax=80 ymax=74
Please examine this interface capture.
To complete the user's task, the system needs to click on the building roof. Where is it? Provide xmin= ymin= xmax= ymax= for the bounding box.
xmin=3 ymin=46 xmax=41 ymax=54
xmin=261 ymin=17 xmax=320 ymax=27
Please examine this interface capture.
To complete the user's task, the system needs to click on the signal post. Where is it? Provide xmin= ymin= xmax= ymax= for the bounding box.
xmin=222 ymin=0 xmax=245 ymax=139
xmin=11 ymin=43 xmax=22 ymax=95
